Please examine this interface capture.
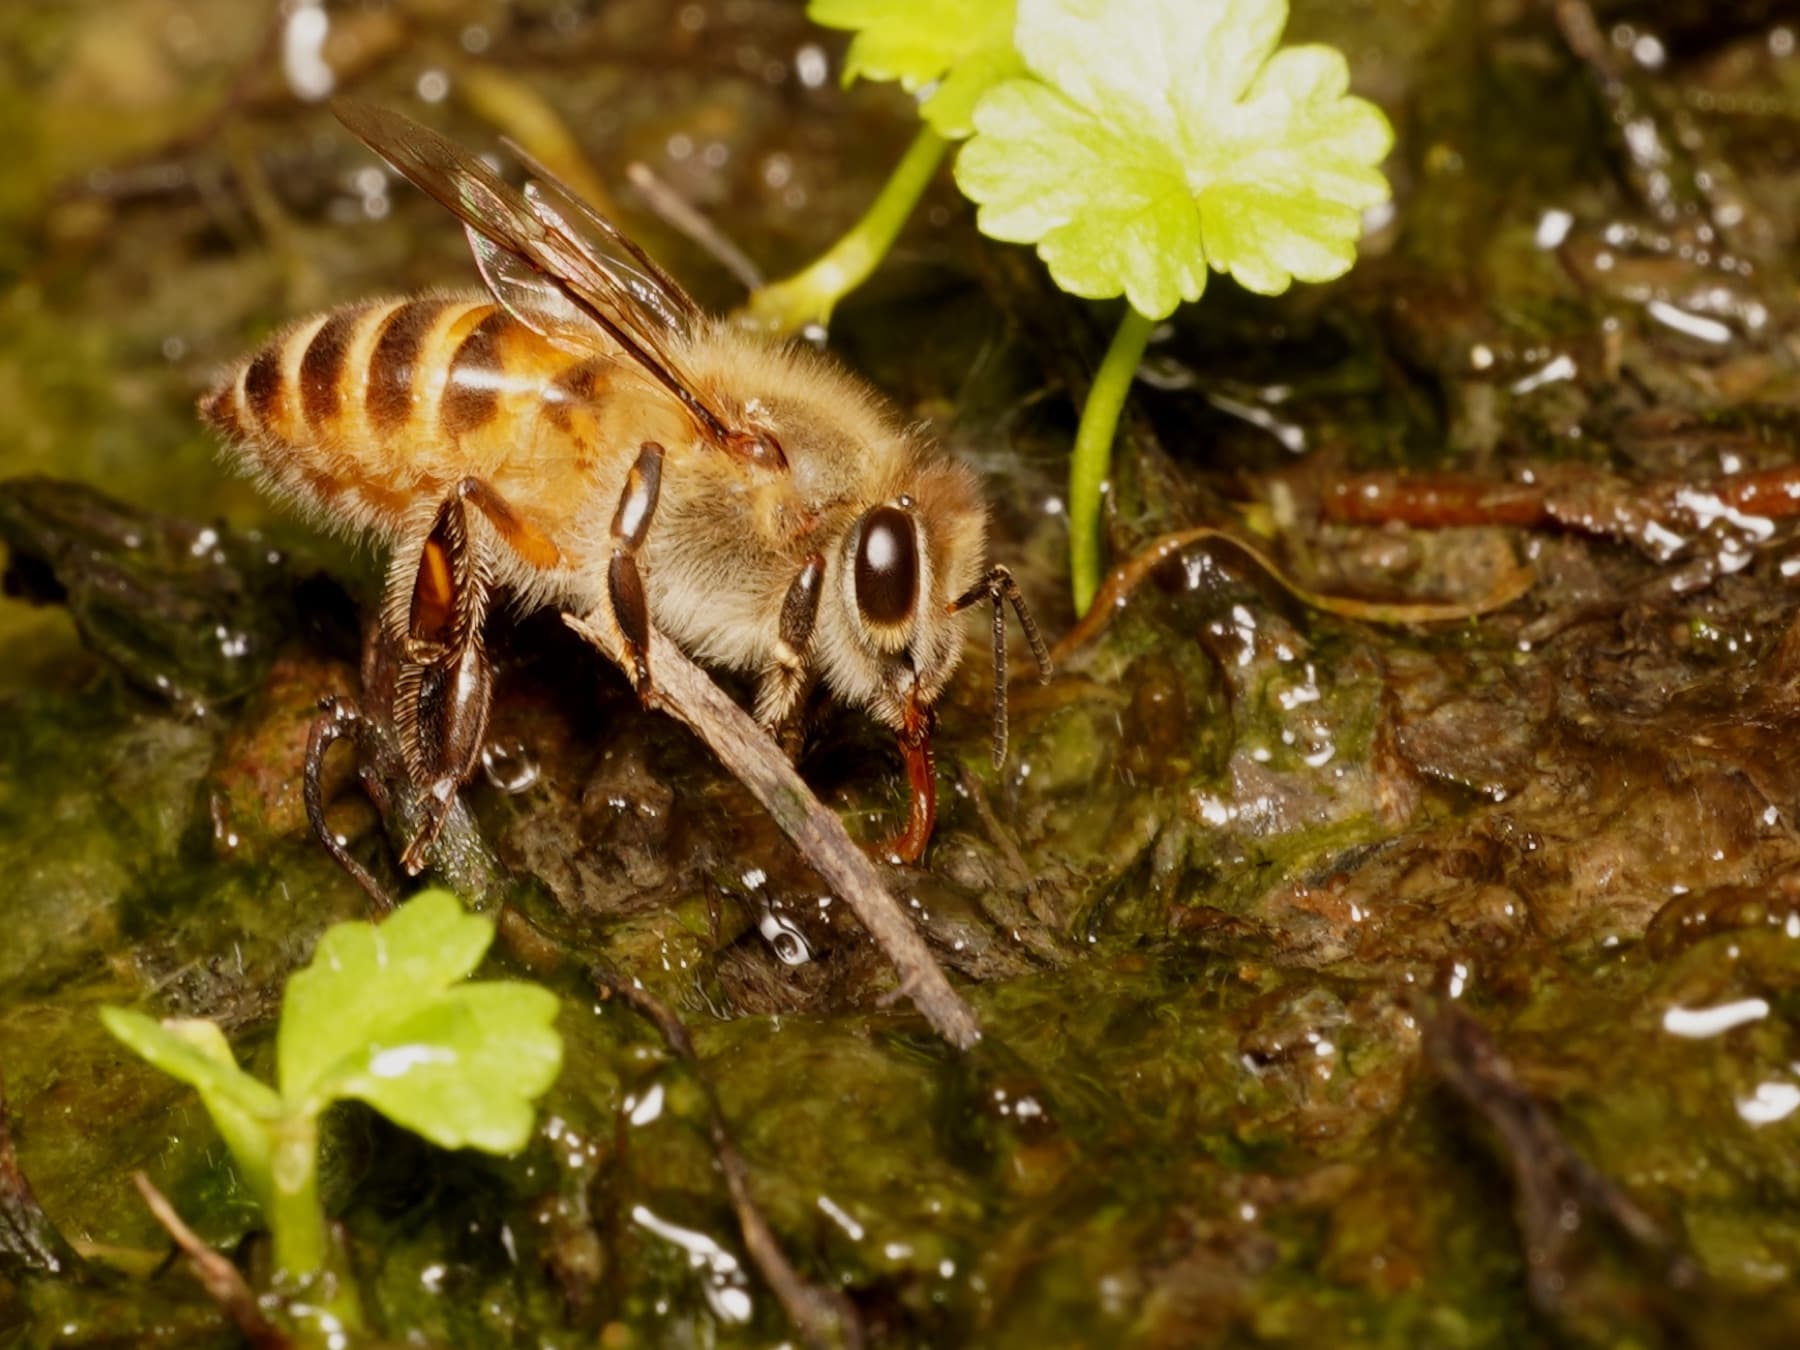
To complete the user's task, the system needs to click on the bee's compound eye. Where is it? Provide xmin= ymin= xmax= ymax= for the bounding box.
xmin=854 ymin=504 xmax=919 ymax=627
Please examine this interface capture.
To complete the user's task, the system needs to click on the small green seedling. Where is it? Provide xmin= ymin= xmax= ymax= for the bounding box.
xmin=744 ymin=0 xmax=1020 ymax=331
xmin=102 ymin=890 xmax=563 ymax=1329
xmin=958 ymin=0 xmax=1394 ymax=612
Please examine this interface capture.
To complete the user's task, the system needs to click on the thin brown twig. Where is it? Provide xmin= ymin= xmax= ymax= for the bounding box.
xmin=132 ymin=1173 xmax=292 ymax=1349
xmin=566 ymin=614 xmax=981 ymax=1049
xmin=591 ymin=967 xmax=862 ymax=1350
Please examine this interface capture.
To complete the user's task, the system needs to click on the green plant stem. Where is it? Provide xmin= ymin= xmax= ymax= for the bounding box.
xmin=269 ymin=1114 xmax=325 ymax=1281
xmin=268 ymin=1112 xmax=362 ymax=1334
xmin=1070 ymin=306 xmax=1155 ymax=615
xmin=744 ymin=126 xmax=948 ymax=333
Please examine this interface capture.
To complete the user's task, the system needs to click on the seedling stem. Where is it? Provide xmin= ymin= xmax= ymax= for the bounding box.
xmin=746 ymin=126 xmax=948 ymax=333
xmin=1070 ymin=307 xmax=1154 ymax=614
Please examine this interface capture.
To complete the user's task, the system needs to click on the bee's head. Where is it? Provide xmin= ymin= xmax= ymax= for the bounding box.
xmin=691 ymin=333 xmax=1053 ymax=860
xmin=813 ymin=460 xmax=989 ymax=739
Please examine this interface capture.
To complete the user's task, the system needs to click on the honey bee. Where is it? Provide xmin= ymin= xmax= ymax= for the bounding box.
xmin=201 ymin=101 xmax=1049 ymax=874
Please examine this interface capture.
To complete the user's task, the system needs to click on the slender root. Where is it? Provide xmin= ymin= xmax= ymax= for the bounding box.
xmin=1052 ymin=524 xmax=1535 ymax=666
xmin=303 ymin=697 xmax=396 ymax=915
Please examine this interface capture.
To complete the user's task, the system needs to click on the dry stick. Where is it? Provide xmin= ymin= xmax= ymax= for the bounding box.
xmin=132 ymin=1173 xmax=293 ymax=1350
xmin=566 ymin=615 xmax=980 ymax=1049
xmin=591 ymin=967 xmax=862 ymax=1350
xmin=1325 ymin=464 xmax=1800 ymax=531
xmin=1322 ymin=473 xmax=1551 ymax=528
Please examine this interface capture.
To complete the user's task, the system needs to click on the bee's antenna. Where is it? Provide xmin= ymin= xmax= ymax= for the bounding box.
xmin=985 ymin=578 xmax=1008 ymax=767
xmin=624 ymin=161 xmax=766 ymax=294
xmin=950 ymin=566 xmax=1053 ymax=768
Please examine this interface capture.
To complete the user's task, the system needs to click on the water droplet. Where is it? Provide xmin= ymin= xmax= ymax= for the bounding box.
xmin=632 ymin=1205 xmax=753 ymax=1324
xmin=281 ymin=1 xmax=334 ymax=102
xmin=759 ymin=911 xmax=813 ymax=966
xmin=1737 ymin=1081 xmax=1800 ymax=1126
xmin=481 ymin=741 xmax=540 ymax=794
xmin=794 ymin=42 xmax=829 ymax=88
xmin=1662 ymin=998 xmax=1768 ymax=1038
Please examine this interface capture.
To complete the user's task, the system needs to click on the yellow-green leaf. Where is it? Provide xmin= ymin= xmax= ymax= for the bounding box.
xmin=809 ymin=0 xmax=1021 ymax=137
xmin=277 ymin=889 xmax=494 ymax=1105
xmin=955 ymin=0 xmax=1394 ymax=317
xmin=321 ymin=984 xmax=563 ymax=1154
xmin=277 ymin=890 xmax=563 ymax=1155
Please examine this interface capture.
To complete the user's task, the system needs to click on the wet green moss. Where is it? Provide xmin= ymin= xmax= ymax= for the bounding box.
xmin=7 ymin=0 xmax=1800 ymax=1345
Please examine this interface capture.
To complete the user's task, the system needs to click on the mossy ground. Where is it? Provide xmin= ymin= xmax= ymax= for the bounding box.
xmin=4 ymin=1 xmax=1800 ymax=1345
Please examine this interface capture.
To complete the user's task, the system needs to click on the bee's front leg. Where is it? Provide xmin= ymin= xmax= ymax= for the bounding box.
xmin=606 ymin=441 xmax=665 ymax=703
xmin=390 ymin=491 xmax=495 ymax=875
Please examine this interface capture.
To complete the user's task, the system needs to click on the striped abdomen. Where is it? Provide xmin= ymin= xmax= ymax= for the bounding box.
xmin=200 ymin=295 xmax=686 ymax=540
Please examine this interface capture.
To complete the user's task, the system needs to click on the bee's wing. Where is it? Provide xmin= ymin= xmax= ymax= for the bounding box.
xmin=463 ymin=224 xmax=622 ymax=359
xmin=334 ymin=99 xmax=737 ymax=444
xmin=507 ymin=140 xmax=705 ymax=336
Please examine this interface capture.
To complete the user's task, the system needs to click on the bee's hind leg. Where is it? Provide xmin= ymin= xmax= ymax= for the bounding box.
xmin=605 ymin=441 xmax=665 ymax=704
xmin=389 ymin=490 xmax=496 ymax=875
xmin=362 ymin=475 xmax=561 ymax=880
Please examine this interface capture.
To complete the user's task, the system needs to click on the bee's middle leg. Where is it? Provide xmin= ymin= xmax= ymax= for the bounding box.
xmin=391 ymin=490 xmax=496 ymax=874
xmin=606 ymin=441 xmax=665 ymax=702
xmin=303 ymin=694 xmax=396 ymax=913
xmin=755 ymin=551 xmax=825 ymax=760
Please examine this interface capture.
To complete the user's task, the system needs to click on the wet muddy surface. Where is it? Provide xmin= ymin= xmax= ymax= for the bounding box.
xmin=4 ymin=0 xmax=1800 ymax=1345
